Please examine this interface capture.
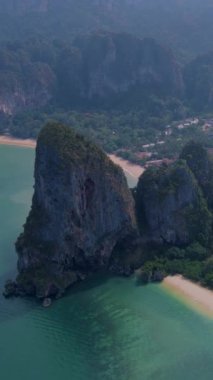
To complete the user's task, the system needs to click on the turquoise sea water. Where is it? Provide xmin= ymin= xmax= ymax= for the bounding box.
xmin=0 ymin=145 xmax=213 ymax=380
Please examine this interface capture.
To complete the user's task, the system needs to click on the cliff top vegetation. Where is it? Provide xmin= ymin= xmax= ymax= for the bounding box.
xmin=38 ymin=122 xmax=123 ymax=177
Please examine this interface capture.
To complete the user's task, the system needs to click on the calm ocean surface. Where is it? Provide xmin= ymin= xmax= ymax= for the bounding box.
xmin=0 ymin=145 xmax=213 ymax=380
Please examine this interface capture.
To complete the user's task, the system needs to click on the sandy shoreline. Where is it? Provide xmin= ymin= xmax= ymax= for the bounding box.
xmin=0 ymin=135 xmax=36 ymax=148
xmin=1 ymin=136 xmax=212 ymax=317
xmin=109 ymin=154 xmax=144 ymax=179
xmin=0 ymin=136 xmax=144 ymax=178
xmin=163 ymin=275 xmax=213 ymax=317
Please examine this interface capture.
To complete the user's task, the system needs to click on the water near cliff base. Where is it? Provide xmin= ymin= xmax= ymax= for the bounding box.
xmin=0 ymin=145 xmax=213 ymax=380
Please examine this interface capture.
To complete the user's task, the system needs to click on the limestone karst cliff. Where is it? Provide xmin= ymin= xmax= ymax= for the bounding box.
xmin=180 ymin=141 xmax=213 ymax=209
xmin=4 ymin=132 xmax=213 ymax=299
xmin=135 ymin=160 xmax=212 ymax=247
xmin=0 ymin=58 xmax=55 ymax=115
xmin=0 ymin=32 xmax=183 ymax=116
xmin=134 ymin=148 xmax=213 ymax=288
xmin=72 ymin=33 xmax=183 ymax=102
xmin=14 ymin=123 xmax=136 ymax=298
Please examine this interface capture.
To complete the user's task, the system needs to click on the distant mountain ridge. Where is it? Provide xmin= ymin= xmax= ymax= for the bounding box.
xmin=0 ymin=3 xmax=213 ymax=142
xmin=0 ymin=28 xmax=212 ymax=142
xmin=0 ymin=0 xmax=213 ymax=59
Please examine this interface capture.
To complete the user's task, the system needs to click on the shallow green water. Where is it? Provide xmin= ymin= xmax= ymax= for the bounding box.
xmin=0 ymin=145 xmax=213 ymax=380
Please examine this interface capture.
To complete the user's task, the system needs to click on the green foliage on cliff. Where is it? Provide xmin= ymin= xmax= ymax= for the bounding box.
xmin=181 ymin=201 xmax=212 ymax=247
xmin=39 ymin=122 xmax=104 ymax=162
xmin=180 ymin=141 xmax=210 ymax=182
xmin=38 ymin=122 xmax=122 ymax=179
xmin=135 ymin=142 xmax=213 ymax=289
xmin=184 ymin=51 xmax=213 ymax=111
xmin=137 ymin=255 xmax=213 ymax=289
xmin=136 ymin=158 xmax=212 ymax=247
xmin=138 ymin=160 xmax=195 ymax=199
xmin=137 ymin=254 xmax=213 ymax=289
xmin=180 ymin=141 xmax=213 ymax=208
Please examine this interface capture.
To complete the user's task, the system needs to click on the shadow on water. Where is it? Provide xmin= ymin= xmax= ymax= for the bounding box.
xmin=0 ymin=269 xmax=126 ymax=379
xmin=43 ymin=273 xmax=128 ymax=380
xmin=65 ymin=271 xmax=112 ymax=297
xmin=0 ymin=268 xmax=112 ymax=324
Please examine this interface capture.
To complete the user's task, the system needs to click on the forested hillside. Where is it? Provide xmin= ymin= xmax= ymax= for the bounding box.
xmin=184 ymin=51 xmax=213 ymax=112
xmin=0 ymin=33 xmax=183 ymax=114
xmin=0 ymin=1 xmax=213 ymax=162
xmin=0 ymin=29 xmax=213 ymax=157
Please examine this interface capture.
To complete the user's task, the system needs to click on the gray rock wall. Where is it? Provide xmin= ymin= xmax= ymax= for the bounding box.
xmin=16 ymin=122 xmax=136 ymax=297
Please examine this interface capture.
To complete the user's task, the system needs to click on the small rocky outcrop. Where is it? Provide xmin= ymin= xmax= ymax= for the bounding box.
xmin=135 ymin=160 xmax=212 ymax=246
xmin=13 ymin=122 xmax=136 ymax=299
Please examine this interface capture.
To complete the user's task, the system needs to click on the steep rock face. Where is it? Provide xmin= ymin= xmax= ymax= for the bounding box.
xmin=15 ymin=123 xmax=136 ymax=298
xmin=135 ymin=160 xmax=212 ymax=246
xmin=0 ymin=57 xmax=55 ymax=115
xmin=72 ymin=33 xmax=183 ymax=102
xmin=0 ymin=33 xmax=182 ymax=115
xmin=180 ymin=141 xmax=213 ymax=209
xmin=184 ymin=51 xmax=213 ymax=111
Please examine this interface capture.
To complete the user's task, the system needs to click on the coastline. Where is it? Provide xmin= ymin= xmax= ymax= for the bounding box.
xmin=0 ymin=135 xmax=36 ymax=148
xmin=109 ymin=154 xmax=144 ymax=179
xmin=0 ymin=135 xmax=213 ymax=318
xmin=162 ymin=275 xmax=213 ymax=318
xmin=0 ymin=136 xmax=144 ymax=178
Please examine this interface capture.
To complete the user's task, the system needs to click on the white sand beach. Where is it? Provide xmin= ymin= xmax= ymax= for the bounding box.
xmin=0 ymin=135 xmax=36 ymax=148
xmin=163 ymin=275 xmax=213 ymax=317
xmin=0 ymin=137 xmax=144 ymax=183
xmin=109 ymin=154 xmax=144 ymax=179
